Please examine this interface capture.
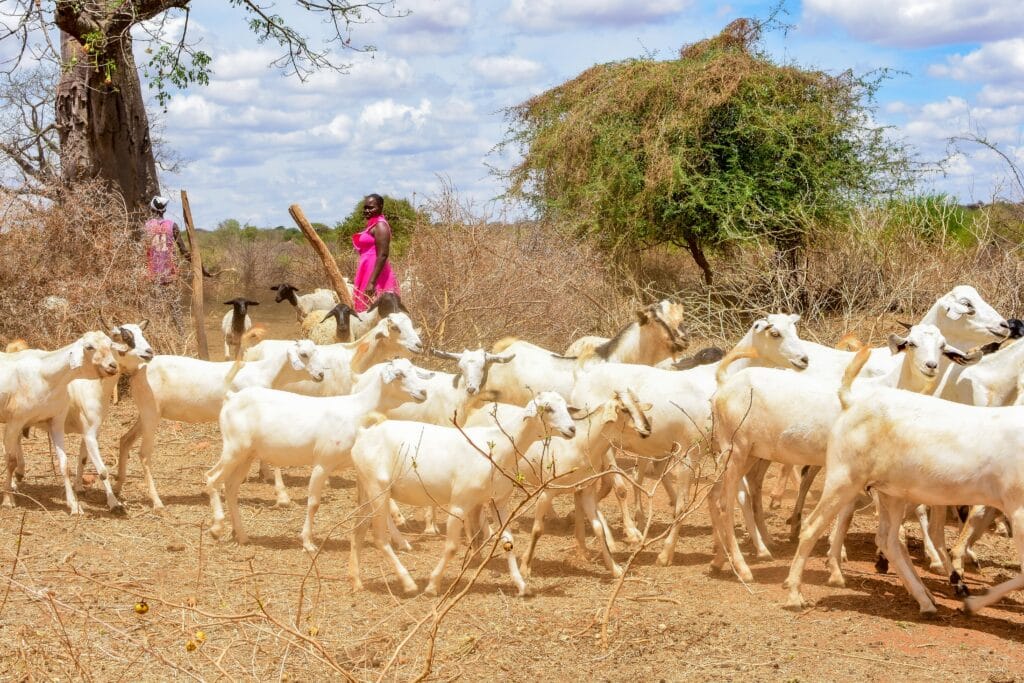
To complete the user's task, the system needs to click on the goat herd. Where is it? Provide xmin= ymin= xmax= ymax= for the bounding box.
xmin=4 ymin=283 xmax=1024 ymax=620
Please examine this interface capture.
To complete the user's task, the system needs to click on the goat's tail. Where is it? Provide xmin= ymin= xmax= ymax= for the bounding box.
xmin=226 ymin=326 xmax=267 ymax=387
xmin=839 ymin=346 xmax=872 ymax=410
xmin=836 ymin=333 xmax=865 ymax=352
xmin=715 ymin=348 xmax=758 ymax=387
xmin=4 ymin=338 xmax=29 ymax=353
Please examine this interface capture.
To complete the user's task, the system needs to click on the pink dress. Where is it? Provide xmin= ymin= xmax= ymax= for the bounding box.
xmin=352 ymin=215 xmax=400 ymax=312
xmin=145 ymin=218 xmax=177 ymax=284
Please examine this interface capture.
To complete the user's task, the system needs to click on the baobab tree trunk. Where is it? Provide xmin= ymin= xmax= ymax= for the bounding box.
xmin=55 ymin=31 xmax=159 ymax=221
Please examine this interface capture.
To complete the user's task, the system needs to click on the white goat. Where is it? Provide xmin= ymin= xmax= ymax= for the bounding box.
xmin=21 ymin=323 xmax=155 ymax=511
xmin=348 ymin=392 xmax=576 ymax=596
xmin=118 ymin=336 xmax=326 ymax=509
xmin=709 ymin=324 xmax=977 ymax=584
xmin=1 ymin=331 xmax=121 ymax=513
xmin=784 ymin=346 xmax=1024 ymax=616
xmin=270 ymin=283 xmax=343 ymax=321
xmin=517 ymin=392 xmax=653 ymax=577
xmin=206 ymin=358 xmax=431 ymax=551
xmin=244 ymin=312 xmax=423 ymax=397
xmin=221 ymin=298 xmax=258 ymax=360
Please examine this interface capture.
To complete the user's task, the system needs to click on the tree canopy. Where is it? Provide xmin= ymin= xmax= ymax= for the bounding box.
xmin=500 ymin=18 xmax=911 ymax=284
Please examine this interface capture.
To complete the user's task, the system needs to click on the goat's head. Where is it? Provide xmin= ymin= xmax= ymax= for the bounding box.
xmin=888 ymin=323 xmax=980 ymax=377
xmin=71 ymin=331 xmax=120 ymax=378
xmin=288 ymin=339 xmax=327 ymax=382
xmin=321 ymin=304 xmax=360 ymax=341
xmin=524 ymin=392 xmax=576 ymax=439
xmin=431 ymin=347 xmax=515 ymax=396
xmin=603 ymin=389 xmax=653 ymax=438
xmin=378 ymin=312 xmax=423 ymax=354
xmin=937 ymin=285 xmax=1010 ymax=344
xmin=379 ymin=357 xmax=431 ymax=403
xmin=224 ymin=298 xmax=259 ymax=317
xmin=750 ymin=313 xmax=809 ymax=370
xmin=638 ymin=300 xmax=689 ymax=353
xmin=108 ymin=320 xmax=155 ymax=369
xmin=270 ymin=283 xmax=299 ymax=306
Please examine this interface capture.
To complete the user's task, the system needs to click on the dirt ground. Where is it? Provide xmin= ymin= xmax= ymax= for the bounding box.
xmin=2 ymin=309 xmax=1023 ymax=682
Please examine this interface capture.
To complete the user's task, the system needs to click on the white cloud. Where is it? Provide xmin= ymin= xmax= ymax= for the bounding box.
xmin=359 ymin=98 xmax=432 ymax=129
xmin=393 ymin=0 xmax=472 ymax=32
xmin=929 ymin=39 xmax=1024 ymax=84
xmin=166 ymin=94 xmax=224 ymax=128
xmin=503 ymin=0 xmax=688 ymax=32
xmin=979 ymin=84 xmax=1024 ymax=107
xmin=471 ymin=55 xmax=544 ymax=87
xmin=211 ymin=48 xmax=280 ymax=80
xmin=803 ymin=0 xmax=1024 ymax=47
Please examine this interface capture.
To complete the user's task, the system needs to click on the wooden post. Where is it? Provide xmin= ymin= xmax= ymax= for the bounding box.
xmin=180 ymin=190 xmax=210 ymax=360
xmin=289 ymin=203 xmax=354 ymax=308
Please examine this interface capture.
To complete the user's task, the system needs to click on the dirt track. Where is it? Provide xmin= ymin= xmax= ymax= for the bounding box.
xmin=2 ymin=310 xmax=1023 ymax=681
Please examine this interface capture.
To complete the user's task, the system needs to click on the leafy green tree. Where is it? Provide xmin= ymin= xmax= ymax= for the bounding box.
xmin=500 ymin=18 xmax=910 ymax=285
xmin=337 ymin=195 xmax=426 ymax=255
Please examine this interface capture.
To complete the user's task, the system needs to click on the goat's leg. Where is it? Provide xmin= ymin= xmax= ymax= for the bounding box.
xmin=633 ymin=458 xmax=650 ymax=527
xmin=369 ymin=492 xmax=418 ymax=594
xmin=223 ymin=463 xmax=249 ymax=545
xmin=388 ymin=498 xmax=407 ymax=527
xmin=47 ymin=422 xmax=81 ymax=515
xmin=741 ymin=459 xmax=772 ymax=559
xmin=920 ymin=505 xmax=951 ymax=574
xmin=425 ymin=506 xmax=465 ymax=596
xmin=951 ymin=506 xmax=997 ymax=579
xmin=424 ymin=506 xmax=441 ymax=535
xmin=493 ymin=499 xmax=529 ymax=597
xmin=708 ymin=454 xmax=755 ymax=581
xmin=788 ymin=465 xmax=821 ymax=542
xmin=271 ymin=467 xmax=291 ymax=507
xmin=205 ymin=456 xmax=233 ymax=540
xmin=784 ymin=476 xmax=860 ymax=610
xmin=769 ymin=464 xmax=795 ymax=509
xmin=349 ymin=485 xmax=371 ymax=592
xmin=300 ymin=464 xmax=329 ymax=552
xmin=81 ymin=429 xmax=123 ymax=513
xmin=878 ymin=494 xmax=938 ymax=616
xmin=656 ymin=459 xmax=690 ymax=566
xmin=825 ymin=500 xmax=858 ymax=586
xmin=115 ymin=418 xmax=142 ymax=495
xmin=258 ymin=460 xmax=275 ymax=483
xmin=75 ymin=439 xmax=87 ymax=493
xmin=521 ymin=491 xmax=553 ymax=576
xmin=136 ymin=420 xmax=165 ymax=510
xmin=611 ymin=471 xmax=643 ymax=544
xmin=2 ymin=426 xmax=21 ymax=508
xmin=580 ymin=485 xmax=621 ymax=577
xmin=964 ymin=508 xmax=1024 ymax=614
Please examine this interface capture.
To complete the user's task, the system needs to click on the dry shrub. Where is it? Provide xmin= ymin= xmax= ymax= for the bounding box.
xmin=0 ymin=183 xmax=191 ymax=353
xmin=397 ymin=190 xmax=639 ymax=354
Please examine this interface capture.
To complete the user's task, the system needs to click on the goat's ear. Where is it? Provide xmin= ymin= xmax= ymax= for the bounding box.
xmin=138 ymin=319 xmax=150 ymax=330
xmin=522 ymin=401 xmax=539 ymax=419
xmin=636 ymin=308 xmax=651 ymax=324
xmin=287 ymin=344 xmax=305 ymax=371
xmin=638 ymin=402 xmax=653 ymax=412
xmin=567 ymin=406 xmax=586 ymax=419
xmin=944 ymin=344 xmax=982 ymax=366
xmin=111 ymin=342 xmax=130 ymax=354
xmin=270 ymin=285 xmax=280 ymax=291
xmin=68 ymin=343 xmax=85 ymax=369
xmin=887 ymin=333 xmax=908 ymax=355
xmin=788 ymin=314 xmax=801 ymax=324
xmin=942 ymin=299 xmax=967 ymax=320
xmin=601 ymin=401 xmax=619 ymax=423
xmin=486 ymin=352 xmax=515 ymax=364
xmin=416 ymin=369 xmax=434 ymax=380
xmin=246 ymin=300 xmax=259 ymax=306
xmin=380 ymin=363 xmax=399 ymax=384
xmin=752 ymin=319 xmax=769 ymax=333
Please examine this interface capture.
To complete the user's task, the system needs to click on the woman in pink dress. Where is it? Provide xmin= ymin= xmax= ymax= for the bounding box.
xmin=352 ymin=193 xmax=400 ymax=312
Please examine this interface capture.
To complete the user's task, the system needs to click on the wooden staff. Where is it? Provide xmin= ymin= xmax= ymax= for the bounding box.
xmin=180 ymin=190 xmax=210 ymax=360
xmin=289 ymin=203 xmax=354 ymax=308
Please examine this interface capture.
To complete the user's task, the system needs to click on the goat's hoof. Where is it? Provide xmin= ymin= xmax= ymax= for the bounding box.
xmin=1 ymin=500 xmax=15 ymax=510
xmin=624 ymin=530 xmax=644 ymax=544
xmin=953 ymin=583 xmax=970 ymax=598
xmin=69 ymin=505 xmax=84 ymax=516
xmin=234 ymin=534 xmax=250 ymax=546
xmin=737 ymin=568 xmax=754 ymax=583
xmin=392 ymin=514 xmax=408 ymax=527
xmin=610 ymin=564 xmax=623 ymax=578
xmin=109 ymin=503 xmax=127 ymax=516
xmin=783 ymin=594 xmax=808 ymax=611
xmin=351 ymin=580 xmax=364 ymax=593
xmin=756 ymin=550 xmax=774 ymax=561
xmin=919 ymin=605 xmax=939 ymax=619
xmin=424 ymin=526 xmax=439 ymax=536
xmin=963 ymin=591 xmax=988 ymax=614
xmin=655 ymin=552 xmax=673 ymax=567
xmin=769 ymin=498 xmax=782 ymax=510
xmin=402 ymin=581 xmax=419 ymax=596
xmin=874 ymin=556 xmax=889 ymax=574
xmin=272 ymin=499 xmax=292 ymax=509
xmin=13 ymin=472 xmax=24 ymax=483
xmin=827 ymin=574 xmax=846 ymax=588
xmin=928 ymin=562 xmax=946 ymax=574
xmin=517 ymin=584 xmax=531 ymax=598
xmin=303 ymin=542 xmax=318 ymax=553
xmin=208 ymin=525 xmax=224 ymax=540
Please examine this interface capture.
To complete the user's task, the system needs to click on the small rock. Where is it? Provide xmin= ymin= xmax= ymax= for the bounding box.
xmin=166 ymin=542 xmax=185 ymax=552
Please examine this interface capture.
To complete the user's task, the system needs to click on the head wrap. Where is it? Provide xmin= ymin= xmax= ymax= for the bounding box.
xmin=150 ymin=195 xmax=170 ymax=212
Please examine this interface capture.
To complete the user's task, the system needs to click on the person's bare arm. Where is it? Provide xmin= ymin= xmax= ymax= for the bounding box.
xmin=365 ymin=221 xmax=391 ymax=298
xmin=173 ymin=224 xmax=212 ymax=277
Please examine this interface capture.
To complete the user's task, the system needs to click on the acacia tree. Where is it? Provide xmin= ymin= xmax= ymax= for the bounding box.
xmin=0 ymin=1 xmax=398 ymax=212
xmin=500 ymin=19 xmax=910 ymax=285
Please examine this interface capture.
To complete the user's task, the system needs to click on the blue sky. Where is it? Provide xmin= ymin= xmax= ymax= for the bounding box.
xmin=149 ymin=0 xmax=1024 ymax=228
